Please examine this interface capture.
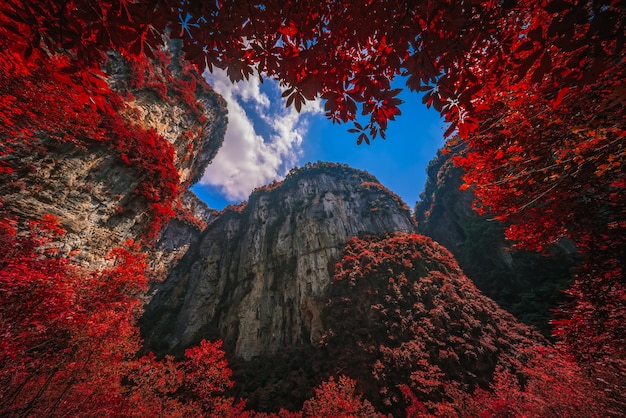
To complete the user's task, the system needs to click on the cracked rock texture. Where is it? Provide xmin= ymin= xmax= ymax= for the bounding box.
xmin=103 ymin=39 xmax=227 ymax=188
xmin=141 ymin=164 xmax=416 ymax=359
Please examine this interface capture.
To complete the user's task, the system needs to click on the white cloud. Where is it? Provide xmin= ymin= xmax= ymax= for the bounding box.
xmin=199 ymin=68 xmax=322 ymax=201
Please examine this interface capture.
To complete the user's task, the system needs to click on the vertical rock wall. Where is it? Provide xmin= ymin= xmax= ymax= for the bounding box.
xmin=141 ymin=164 xmax=416 ymax=359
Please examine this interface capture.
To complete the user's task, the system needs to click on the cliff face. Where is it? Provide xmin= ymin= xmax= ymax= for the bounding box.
xmin=141 ymin=163 xmax=416 ymax=359
xmin=151 ymin=190 xmax=218 ymax=278
xmin=414 ymin=150 xmax=577 ymax=333
xmin=103 ymin=40 xmax=227 ymax=188
xmin=414 ymin=150 xmax=476 ymax=255
xmin=0 ymin=40 xmax=226 ymax=270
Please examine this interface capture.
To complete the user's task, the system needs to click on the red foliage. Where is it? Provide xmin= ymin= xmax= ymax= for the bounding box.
xmin=467 ymin=346 xmax=604 ymax=418
xmin=126 ymin=352 xmax=191 ymax=417
xmin=0 ymin=49 xmax=110 ymax=169
xmin=552 ymin=253 xmax=626 ymax=362
xmin=360 ymin=181 xmax=412 ymax=217
xmin=128 ymin=47 xmax=210 ymax=120
xmin=1 ymin=214 xmax=78 ymax=404
xmin=6 ymin=1 xmax=620 ymax=144
xmin=324 ymin=233 xmax=603 ymax=416
xmin=0 ymin=47 xmax=179 ymax=242
xmin=399 ymin=384 xmax=429 ymax=418
xmin=550 ymin=246 xmax=626 ymax=412
xmin=440 ymin=1 xmax=624 ymax=371
xmin=174 ymin=205 xmax=207 ymax=230
xmin=398 ymin=345 xmax=604 ymax=417
xmin=1 ymin=0 xmax=621 ymax=220
xmin=5 ymin=0 xmax=619 ymax=253
xmin=1 ymin=1 xmax=623 ymax=414
xmin=323 ymin=233 xmax=498 ymax=412
xmin=182 ymin=339 xmax=249 ymax=416
xmin=301 ymin=375 xmax=383 ymax=418
xmin=221 ymin=201 xmax=248 ymax=215
xmin=128 ymin=340 xmax=248 ymax=418
xmin=0 ymin=213 xmax=244 ymax=416
xmin=0 ymin=213 xmax=145 ymax=416
xmin=251 ymin=179 xmax=284 ymax=196
xmin=453 ymin=51 xmax=624 ymax=373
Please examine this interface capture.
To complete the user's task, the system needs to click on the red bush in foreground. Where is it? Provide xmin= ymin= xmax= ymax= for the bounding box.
xmin=323 ymin=233 xmax=604 ymax=416
xmin=0 ymin=214 xmax=244 ymax=417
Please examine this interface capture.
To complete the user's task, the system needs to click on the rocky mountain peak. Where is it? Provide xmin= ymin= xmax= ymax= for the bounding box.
xmin=141 ymin=162 xmax=416 ymax=359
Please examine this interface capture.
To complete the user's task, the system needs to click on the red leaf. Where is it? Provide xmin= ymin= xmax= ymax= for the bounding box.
xmin=531 ymin=52 xmax=551 ymax=83
xmin=516 ymin=40 xmax=535 ymax=52
xmin=444 ymin=123 xmax=457 ymax=138
xmin=544 ymin=0 xmax=571 ymax=14
xmin=552 ymin=87 xmax=569 ymax=109
xmin=517 ymin=49 xmax=543 ymax=81
xmin=278 ymin=22 xmax=298 ymax=38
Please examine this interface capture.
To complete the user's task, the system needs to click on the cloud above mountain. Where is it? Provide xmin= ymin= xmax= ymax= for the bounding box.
xmin=199 ymin=68 xmax=322 ymax=201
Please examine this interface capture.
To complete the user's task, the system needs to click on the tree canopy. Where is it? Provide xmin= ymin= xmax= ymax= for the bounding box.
xmin=1 ymin=2 xmax=621 ymax=135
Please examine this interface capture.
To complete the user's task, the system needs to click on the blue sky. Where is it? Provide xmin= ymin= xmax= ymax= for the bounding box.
xmin=192 ymin=69 xmax=447 ymax=211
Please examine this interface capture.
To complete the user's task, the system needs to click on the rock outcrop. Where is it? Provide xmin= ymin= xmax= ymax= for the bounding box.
xmin=0 ymin=40 xmax=226 ymax=270
xmin=151 ymin=190 xmax=218 ymax=278
xmin=141 ymin=163 xmax=416 ymax=359
xmin=103 ymin=39 xmax=227 ymax=188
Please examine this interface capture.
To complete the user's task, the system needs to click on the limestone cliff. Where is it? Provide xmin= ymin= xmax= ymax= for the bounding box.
xmin=152 ymin=190 xmax=218 ymax=278
xmin=0 ymin=40 xmax=226 ymax=270
xmin=141 ymin=163 xmax=416 ymax=359
xmin=414 ymin=149 xmax=577 ymax=333
xmin=103 ymin=40 xmax=226 ymax=188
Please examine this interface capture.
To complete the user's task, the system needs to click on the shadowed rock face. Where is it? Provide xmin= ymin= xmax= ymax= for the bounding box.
xmin=141 ymin=164 xmax=416 ymax=359
xmin=414 ymin=150 xmax=576 ymax=334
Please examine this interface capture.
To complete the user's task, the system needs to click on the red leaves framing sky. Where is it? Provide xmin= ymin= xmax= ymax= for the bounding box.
xmin=0 ymin=0 xmax=624 ymax=415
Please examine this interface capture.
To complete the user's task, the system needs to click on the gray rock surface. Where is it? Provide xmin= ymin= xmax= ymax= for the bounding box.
xmin=103 ymin=39 xmax=227 ymax=188
xmin=141 ymin=164 xmax=416 ymax=359
xmin=151 ymin=191 xmax=218 ymax=278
